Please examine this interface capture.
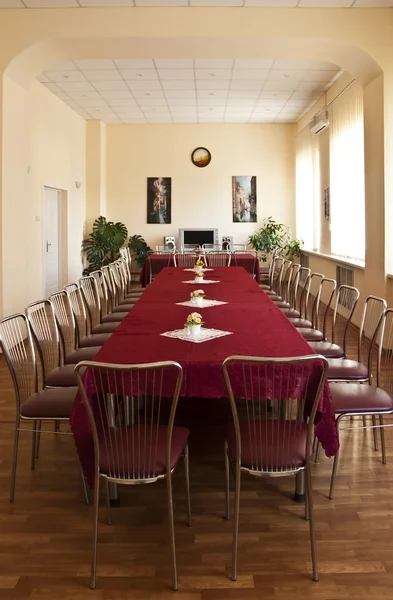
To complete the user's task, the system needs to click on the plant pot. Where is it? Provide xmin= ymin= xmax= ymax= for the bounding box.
xmin=194 ymin=296 xmax=204 ymax=307
xmin=190 ymin=296 xmax=196 ymax=305
xmin=188 ymin=324 xmax=201 ymax=338
xmin=194 ymin=276 xmax=204 ymax=283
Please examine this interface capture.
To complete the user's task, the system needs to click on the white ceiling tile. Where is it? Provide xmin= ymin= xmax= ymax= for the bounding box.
xmin=48 ymin=61 xmax=78 ymax=71
xmin=75 ymin=111 xmax=92 ymax=119
xmin=43 ymin=82 xmax=62 ymax=92
xmin=94 ymin=81 xmax=129 ymax=92
xmin=68 ymin=90 xmax=102 ymax=100
xmin=199 ymin=117 xmax=223 ymax=122
xmin=160 ymin=80 xmax=195 ymax=90
xmin=255 ymin=98 xmax=286 ymax=107
xmin=267 ymin=69 xmax=307 ymax=82
xmin=195 ymin=69 xmax=232 ymax=80
xmin=132 ymin=90 xmax=165 ymax=99
xmin=196 ymin=80 xmax=230 ymax=90
xmin=158 ymin=69 xmax=195 ymax=80
xmin=173 ymin=117 xmax=198 ymax=123
xmin=245 ymin=0 xmax=297 ymax=5
xmin=170 ymin=106 xmax=198 ymax=112
xmin=121 ymin=118 xmax=147 ymax=124
xmin=37 ymin=74 xmax=51 ymax=83
xmin=234 ymin=59 xmax=274 ymax=69
xmin=299 ymin=0 xmax=352 ymax=5
xmin=121 ymin=69 xmax=159 ymax=81
xmin=165 ymin=90 xmax=196 ymax=99
xmin=74 ymin=59 xmax=116 ymax=70
xmin=226 ymin=107 xmax=253 ymax=114
xmin=272 ymin=59 xmax=313 ymax=70
xmin=230 ymin=80 xmax=264 ymax=90
xmin=24 ymin=0 xmax=78 ymax=5
xmin=53 ymin=91 xmax=73 ymax=100
xmin=279 ymin=106 xmax=303 ymax=114
xmin=252 ymin=108 xmax=279 ymax=116
xmin=0 ymin=0 xmax=25 ymax=7
xmin=100 ymin=90 xmax=133 ymax=99
xmin=227 ymin=99 xmax=256 ymax=107
xmin=127 ymin=80 xmax=163 ymax=90
xmin=45 ymin=70 xmax=87 ymax=83
xmin=88 ymin=108 xmax=115 ymax=116
xmin=303 ymin=70 xmax=340 ymax=82
xmin=136 ymin=99 xmax=168 ymax=107
xmin=154 ymin=59 xmax=193 ymax=69
xmin=78 ymin=99 xmax=109 ymax=108
xmin=115 ymin=109 xmax=145 ymax=117
xmin=284 ymin=98 xmax=311 ymax=106
xmin=259 ymin=90 xmax=292 ymax=100
xmin=290 ymin=90 xmax=319 ymax=100
xmin=296 ymin=81 xmax=327 ymax=92
xmin=167 ymin=98 xmax=197 ymax=106
xmin=228 ymin=90 xmax=260 ymax=99
xmin=232 ymin=69 xmax=269 ymax=81
xmin=225 ymin=116 xmax=251 ymax=122
xmin=58 ymin=82 xmax=96 ymax=93
xmin=275 ymin=116 xmax=297 ymax=122
xmin=262 ymin=80 xmax=299 ymax=91
xmin=141 ymin=107 xmax=171 ymax=114
xmin=83 ymin=70 xmax=123 ymax=82
xmin=197 ymin=90 xmax=228 ymax=98
xmin=106 ymin=99 xmax=139 ymax=107
xmin=114 ymin=59 xmax=155 ymax=70
xmin=249 ymin=117 xmax=275 ymax=122
xmin=198 ymin=97 xmax=229 ymax=106
xmin=194 ymin=59 xmax=234 ymax=69
xmin=198 ymin=106 xmax=226 ymax=113
xmin=191 ymin=0 xmax=242 ymax=5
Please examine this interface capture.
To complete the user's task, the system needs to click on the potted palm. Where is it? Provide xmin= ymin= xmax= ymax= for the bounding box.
xmin=81 ymin=216 xmax=128 ymax=275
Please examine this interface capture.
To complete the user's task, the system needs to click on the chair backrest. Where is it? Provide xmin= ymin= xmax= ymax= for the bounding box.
xmin=91 ymin=270 xmax=111 ymax=318
xmin=222 ymin=355 xmax=328 ymax=474
xmin=80 ymin=275 xmax=102 ymax=330
xmin=327 ymin=285 xmax=360 ymax=355
xmin=108 ymin=262 xmax=125 ymax=305
xmin=302 ymin=272 xmax=324 ymax=322
xmin=202 ymin=244 xmax=221 ymax=252
xmin=0 ymin=313 xmax=38 ymax=414
xmin=119 ymin=257 xmax=132 ymax=293
xmin=377 ymin=309 xmax=393 ymax=393
xmin=26 ymin=299 xmax=62 ymax=380
xmin=281 ymin=263 xmax=301 ymax=305
xmin=291 ymin=267 xmax=311 ymax=313
xmin=74 ymin=360 xmax=183 ymax=483
xmin=231 ymin=244 xmax=247 ymax=251
xmin=173 ymin=253 xmax=198 ymax=268
xmin=276 ymin=259 xmax=292 ymax=299
xmin=206 ymin=251 xmax=231 ymax=267
xmin=358 ymin=295 xmax=387 ymax=375
xmin=270 ymin=257 xmax=284 ymax=293
xmin=101 ymin=266 xmax=117 ymax=310
xmin=65 ymin=283 xmax=90 ymax=340
xmin=181 ymin=244 xmax=201 ymax=253
xmin=147 ymin=253 xmax=172 ymax=283
xmin=49 ymin=290 xmax=77 ymax=357
xmin=156 ymin=244 xmax=176 ymax=254
xmin=315 ymin=277 xmax=337 ymax=332
xmin=233 ymin=250 xmax=258 ymax=276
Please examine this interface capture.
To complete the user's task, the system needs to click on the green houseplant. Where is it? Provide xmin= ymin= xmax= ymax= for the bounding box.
xmin=128 ymin=234 xmax=152 ymax=268
xmin=248 ymin=217 xmax=303 ymax=262
xmin=81 ymin=216 xmax=128 ymax=275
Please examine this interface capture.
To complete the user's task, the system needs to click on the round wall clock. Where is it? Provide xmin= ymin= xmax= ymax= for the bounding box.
xmin=191 ymin=147 xmax=211 ymax=168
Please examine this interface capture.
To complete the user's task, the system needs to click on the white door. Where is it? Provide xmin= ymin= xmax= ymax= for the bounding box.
xmin=44 ymin=187 xmax=61 ymax=297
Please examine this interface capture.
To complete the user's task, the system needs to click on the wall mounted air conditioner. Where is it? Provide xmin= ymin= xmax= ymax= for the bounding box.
xmin=309 ymin=108 xmax=329 ymax=135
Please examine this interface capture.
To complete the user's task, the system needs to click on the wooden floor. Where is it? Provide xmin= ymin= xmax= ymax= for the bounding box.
xmin=1 ymin=319 xmax=393 ymax=599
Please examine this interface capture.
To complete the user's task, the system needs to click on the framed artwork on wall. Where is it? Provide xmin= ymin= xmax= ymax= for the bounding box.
xmin=232 ymin=176 xmax=257 ymax=223
xmin=147 ymin=177 xmax=172 ymax=224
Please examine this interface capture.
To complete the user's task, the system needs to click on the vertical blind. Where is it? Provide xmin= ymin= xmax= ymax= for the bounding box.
xmin=330 ymin=83 xmax=365 ymax=265
xmin=295 ymin=125 xmax=317 ymax=251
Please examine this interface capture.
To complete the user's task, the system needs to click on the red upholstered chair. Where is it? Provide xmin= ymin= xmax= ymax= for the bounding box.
xmin=295 ymin=277 xmax=337 ymax=342
xmin=233 ymin=250 xmax=258 ymax=279
xmin=147 ymin=252 xmax=172 ymax=284
xmin=280 ymin=267 xmax=311 ymax=318
xmin=260 ymin=248 xmax=281 ymax=291
xmin=75 ymin=360 xmax=191 ymax=591
xmin=264 ymin=256 xmax=284 ymax=296
xmin=173 ymin=252 xmax=199 ymax=267
xmin=309 ymin=285 xmax=360 ymax=358
xmin=327 ymin=308 xmax=393 ymax=499
xmin=206 ymin=251 xmax=231 ymax=267
xmin=287 ymin=272 xmax=324 ymax=328
xmin=79 ymin=275 xmax=121 ymax=333
xmin=118 ymin=257 xmax=143 ymax=299
xmin=65 ymin=283 xmax=112 ymax=347
xmin=0 ymin=313 xmax=88 ymax=503
xmin=222 ymin=355 xmax=328 ymax=583
xmin=272 ymin=263 xmax=301 ymax=308
xmin=103 ymin=264 xmax=135 ymax=313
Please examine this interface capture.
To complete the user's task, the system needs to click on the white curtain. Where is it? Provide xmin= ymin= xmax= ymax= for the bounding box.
xmin=330 ymin=83 xmax=365 ymax=265
xmin=296 ymin=126 xmax=317 ymax=251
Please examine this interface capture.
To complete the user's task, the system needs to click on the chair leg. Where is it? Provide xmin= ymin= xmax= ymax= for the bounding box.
xmin=231 ymin=462 xmax=241 ymax=582
xmin=35 ymin=421 xmax=42 ymax=459
xmin=10 ymin=421 xmax=20 ymax=503
xmin=105 ymin=479 xmax=112 ymax=525
xmin=31 ymin=420 xmax=37 ymax=471
xmin=305 ymin=465 xmax=319 ymax=582
xmin=329 ymin=447 xmax=340 ymax=500
xmin=80 ymin=467 xmax=90 ymax=505
xmin=313 ymin=437 xmax=320 ymax=464
xmin=166 ymin=474 xmax=178 ymax=591
xmin=380 ymin=415 xmax=387 ymax=465
xmin=184 ymin=443 xmax=192 ymax=527
xmin=90 ymin=472 xmax=100 ymax=590
xmin=372 ymin=415 xmax=379 ymax=451
xmin=224 ymin=441 xmax=230 ymax=521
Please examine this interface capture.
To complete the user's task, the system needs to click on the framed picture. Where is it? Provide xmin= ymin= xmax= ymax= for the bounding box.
xmin=147 ymin=177 xmax=171 ymax=224
xmin=232 ymin=176 xmax=257 ymax=223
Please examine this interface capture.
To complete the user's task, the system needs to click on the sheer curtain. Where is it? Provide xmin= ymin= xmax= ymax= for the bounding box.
xmin=296 ymin=126 xmax=318 ymax=251
xmin=330 ymin=83 xmax=365 ymax=265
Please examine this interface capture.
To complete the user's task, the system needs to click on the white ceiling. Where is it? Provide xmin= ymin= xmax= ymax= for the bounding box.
xmin=1 ymin=0 xmax=393 ymax=7
xmin=38 ymin=58 xmax=342 ymax=124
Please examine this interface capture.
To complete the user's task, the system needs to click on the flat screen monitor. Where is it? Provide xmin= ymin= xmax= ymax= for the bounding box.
xmin=179 ymin=228 xmax=219 ymax=248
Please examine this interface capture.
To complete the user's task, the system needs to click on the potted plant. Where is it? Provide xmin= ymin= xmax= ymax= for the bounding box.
xmin=185 ymin=312 xmax=204 ymax=338
xmin=195 ymin=257 xmax=205 ymax=270
xmin=248 ymin=217 xmax=303 ymax=262
xmin=128 ymin=234 xmax=152 ymax=268
xmin=81 ymin=216 xmax=128 ymax=275
xmin=194 ymin=270 xmax=204 ymax=283
xmin=190 ymin=289 xmax=205 ymax=307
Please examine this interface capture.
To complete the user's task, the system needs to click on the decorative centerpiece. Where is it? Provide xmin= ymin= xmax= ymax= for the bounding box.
xmin=185 ymin=312 xmax=204 ymax=338
xmin=194 ymin=270 xmax=204 ymax=283
xmin=190 ymin=289 xmax=205 ymax=307
xmin=194 ymin=257 xmax=205 ymax=271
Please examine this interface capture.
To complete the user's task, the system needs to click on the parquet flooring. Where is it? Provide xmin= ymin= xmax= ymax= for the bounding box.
xmin=1 ymin=311 xmax=393 ymax=599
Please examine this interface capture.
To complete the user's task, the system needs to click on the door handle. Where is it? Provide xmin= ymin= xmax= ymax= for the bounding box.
xmin=46 ymin=241 xmax=51 ymax=252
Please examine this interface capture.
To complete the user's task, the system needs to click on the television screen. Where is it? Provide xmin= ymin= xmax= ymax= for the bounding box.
xmin=183 ymin=230 xmax=215 ymax=246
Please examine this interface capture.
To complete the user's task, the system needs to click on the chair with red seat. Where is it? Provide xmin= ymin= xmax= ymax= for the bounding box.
xmin=75 ymin=360 xmax=191 ymax=591
xmin=327 ymin=308 xmax=393 ymax=499
xmin=287 ymin=272 xmax=324 ymax=329
xmin=272 ymin=262 xmax=301 ymax=308
xmin=294 ymin=277 xmax=337 ymax=342
xmin=206 ymin=251 xmax=231 ymax=267
xmin=280 ymin=267 xmax=311 ymax=318
xmin=173 ymin=252 xmax=199 ymax=268
xmin=222 ymin=354 xmax=328 ymax=583
xmin=65 ymin=283 xmax=112 ymax=347
xmin=80 ymin=275 xmax=122 ymax=333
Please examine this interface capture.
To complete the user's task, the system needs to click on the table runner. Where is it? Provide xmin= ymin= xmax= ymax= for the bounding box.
xmin=139 ymin=253 xmax=261 ymax=286
xmin=71 ymin=267 xmax=338 ymax=486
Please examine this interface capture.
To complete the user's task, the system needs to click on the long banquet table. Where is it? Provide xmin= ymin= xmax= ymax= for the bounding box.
xmin=71 ymin=267 xmax=338 ymax=494
xmin=139 ymin=253 xmax=261 ymax=287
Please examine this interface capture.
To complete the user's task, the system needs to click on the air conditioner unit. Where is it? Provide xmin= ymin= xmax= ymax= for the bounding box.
xmin=309 ymin=108 xmax=329 ymax=135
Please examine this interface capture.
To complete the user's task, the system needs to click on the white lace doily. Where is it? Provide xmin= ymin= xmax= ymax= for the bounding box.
xmin=182 ymin=280 xmax=219 ymax=284
xmin=160 ymin=327 xmax=233 ymax=343
xmin=183 ymin=268 xmax=213 ymax=272
xmin=176 ymin=300 xmax=227 ymax=308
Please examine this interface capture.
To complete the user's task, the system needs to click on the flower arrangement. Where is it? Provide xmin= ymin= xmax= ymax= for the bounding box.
xmin=185 ymin=312 xmax=204 ymax=326
xmin=195 ymin=258 xmax=205 ymax=267
xmin=195 ymin=270 xmax=204 ymax=278
xmin=190 ymin=289 xmax=205 ymax=298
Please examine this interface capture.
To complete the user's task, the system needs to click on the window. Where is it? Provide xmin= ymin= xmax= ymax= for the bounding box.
xmin=329 ymin=83 xmax=365 ymax=265
xmin=295 ymin=126 xmax=319 ymax=251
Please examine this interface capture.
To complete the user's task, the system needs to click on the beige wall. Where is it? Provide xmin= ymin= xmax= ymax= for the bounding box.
xmin=1 ymin=76 xmax=86 ymax=316
xmin=106 ymin=123 xmax=295 ymax=249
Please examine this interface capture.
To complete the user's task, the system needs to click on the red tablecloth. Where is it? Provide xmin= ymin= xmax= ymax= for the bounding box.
xmin=71 ymin=267 xmax=338 ymax=486
xmin=139 ymin=254 xmax=260 ymax=287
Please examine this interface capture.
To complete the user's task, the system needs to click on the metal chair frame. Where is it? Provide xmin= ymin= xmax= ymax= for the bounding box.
xmin=173 ymin=253 xmax=199 ymax=268
xmin=147 ymin=253 xmax=172 ymax=284
xmin=206 ymin=251 xmax=232 ymax=268
xmin=26 ymin=299 xmax=63 ymax=384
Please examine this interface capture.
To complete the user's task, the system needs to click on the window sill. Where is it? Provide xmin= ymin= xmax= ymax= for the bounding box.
xmin=301 ymin=249 xmax=365 ymax=271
